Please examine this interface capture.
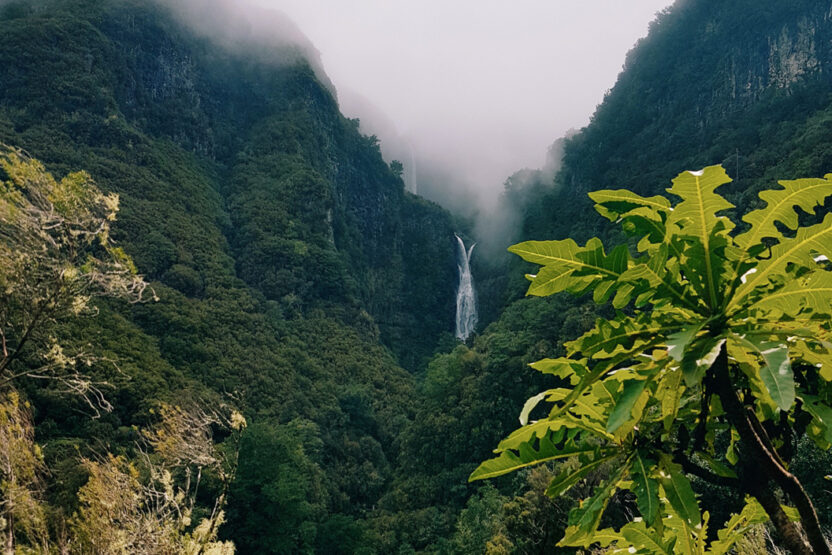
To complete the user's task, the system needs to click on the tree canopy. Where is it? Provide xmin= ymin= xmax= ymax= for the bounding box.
xmin=0 ymin=145 xmax=150 ymax=410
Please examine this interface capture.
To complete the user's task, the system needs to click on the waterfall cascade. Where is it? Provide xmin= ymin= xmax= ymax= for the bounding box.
xmin=454 ymin=234 xmax=478 ymax=340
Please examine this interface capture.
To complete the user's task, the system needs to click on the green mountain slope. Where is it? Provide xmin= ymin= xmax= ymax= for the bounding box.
xmin=421 ymin=0 xmax=832 ymax=551
xmin=0 ymin=0 xmax=458 ymax=549
xmin=524 ymin=0 xmax=832 ymax=242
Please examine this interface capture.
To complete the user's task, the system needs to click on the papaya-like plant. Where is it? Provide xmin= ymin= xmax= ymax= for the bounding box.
xmin=471 ymin=166 xmax=832 ymax=554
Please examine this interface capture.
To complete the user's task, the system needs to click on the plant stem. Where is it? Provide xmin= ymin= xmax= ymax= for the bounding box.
xmin=712 ymin=345 xmax=828 ymax=555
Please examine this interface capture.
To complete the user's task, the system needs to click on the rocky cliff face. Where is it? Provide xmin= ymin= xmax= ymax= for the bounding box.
xmin=518 ymin=0 xmax=832 ymax=245
xmin=0 ymin=2 xmax=464 ymax=541
xmin=0 ymin=0 xmax=457 ymax=370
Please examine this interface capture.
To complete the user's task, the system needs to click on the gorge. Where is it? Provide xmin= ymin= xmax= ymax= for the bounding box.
xmin=5 ymin=0 xmax=832 ymax=553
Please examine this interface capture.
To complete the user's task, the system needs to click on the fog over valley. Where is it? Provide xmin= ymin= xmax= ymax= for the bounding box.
xmin=7 ymin=1 xmax=832 ymax=552
xmin=250 ymin=1 xmax=675 ymax=222
xmin=159 ymin=0 xmax=675 ymax=248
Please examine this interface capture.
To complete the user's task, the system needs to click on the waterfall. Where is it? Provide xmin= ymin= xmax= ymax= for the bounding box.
xmin=454 ymin=234 xmax=478 ymax=340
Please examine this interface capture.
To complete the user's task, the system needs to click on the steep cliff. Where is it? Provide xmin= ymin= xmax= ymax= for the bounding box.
xmin=519 ymin=0 xmax=832 ymax=243
xmin=0 ymin=0 xmax=457 ymax=363
xmin=0 ymin=0 xmax=457 ymax=548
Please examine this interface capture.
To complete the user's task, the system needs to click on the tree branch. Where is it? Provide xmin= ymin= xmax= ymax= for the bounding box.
xmin=712 ymin=344 xmax=828 ymax=555
xmin=675 ymin=450 xmax=739 ymax=488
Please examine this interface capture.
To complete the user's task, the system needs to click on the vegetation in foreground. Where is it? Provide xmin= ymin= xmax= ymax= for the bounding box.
xmin=474 ymin=165 xmax=832 ymax=553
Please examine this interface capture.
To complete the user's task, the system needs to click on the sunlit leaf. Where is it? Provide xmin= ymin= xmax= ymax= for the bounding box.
xmin=606 ymin=379 xmax=648 ymax=433
xmin=665 ymin=166 xmax=734 ymax=309
xmin=733 ymin=335 xmax=794 ymax=411
xmin=631 ymin=450 xmax=660 ymax=525
xmin=658 ymin=457 xmax=700 ymax=527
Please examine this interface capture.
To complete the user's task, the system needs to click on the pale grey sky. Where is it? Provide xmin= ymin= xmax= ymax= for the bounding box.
xmin=250 ymin=0 xmax=675 ymax=207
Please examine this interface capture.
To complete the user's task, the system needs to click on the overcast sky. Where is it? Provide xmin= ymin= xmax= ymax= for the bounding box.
xmin=251 ymin=0 xmax=676 ymax=206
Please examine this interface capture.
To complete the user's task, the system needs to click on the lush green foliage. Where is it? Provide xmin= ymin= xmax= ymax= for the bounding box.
xmin=7 ymin=0 xmax=832 ymax=551
xmin=0 ymin=1 xmax=459 ymax=550
xmin=0 ymin=146 xmax=149 ymax=408
xmin=473 ymin=165 xmax=832 ymax=552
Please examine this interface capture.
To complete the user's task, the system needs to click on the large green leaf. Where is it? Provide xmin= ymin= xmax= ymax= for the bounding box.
xmin=735 ymin=177 xmax=832 ymax=249
xmin=606 ymin=379 xmax=648 ymax=433
xmin=619 ymin=249 xmax=703 ymax=312
xmin=631 ymin=450 xmax=660 ymax=525
xmin=469 ymin=431 xmax=603 ymax=481
xmin=509 ymin=237 xmax=629 ymax=297
xmin=495 ymin=418 xmax=566 ymax=451
xmin=546 ymin=351 xmax=652 ymax=428
xmin=589 ymin=189 xmax=672 ymax=221
xmin=730 ymin=213 xmax=832 ymax=313
xmin=566 ymin=314 xmax=677 ymax=359
xmin=729 ymin=176 xmax=832 ymax=298
xmin=655 ymin=368 xmax=684 ymax=430
xmin=732 ymin=335 xmax=794 ymax=411
xmin=680 ymin=337 xmax=725 ymax=388
xmin=528 ymin=357 xmax=588 ymax=385
xmin=680 ymin=226 xmax=734 ymax=312
xmin=665 ymin=166 xmax=734 ymax=309
xmin=590 ymin=189 xmax=675 ymax=256
xmin=620 ymin=520 xmax=674 ymax=554
xmin=658 ymin=458 xmax=700 ymax=527
xmin=667 ymin=324 xmax=704 ymax=362
xmin=746 ymin=269 xmax=832 ymax=318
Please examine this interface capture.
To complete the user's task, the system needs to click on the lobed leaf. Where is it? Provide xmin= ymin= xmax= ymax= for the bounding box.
xmin=746 ymin=269 xmax=832 ymax=318
xmin=528 ymin=357 xmax=588 ymax=385
xmin=589 ymin=189 xmax=672 ymax=222
xmin=509 ymin=237 xmax=629 ymax=298
xmin=470 ymin=431 xmax=602 ymax=481
xmin=606 ymin=379 xmax=648 ymax=433
xmin=735 ymin=177 xmax=832 ymax=249
xmin=566 ymin=314 xmax=679 ymax=359
xmin=620 ymin=519 xmax=674 ymax=554
xmin=658 ymin=457 xmax=700 ymax=527
xmin=732 ymin=335 xmax=794 ymax=411
xmin=665 ymin=166 xmax=734 ymax=309
xmin=730 ymin=213 xmax=832 ymax=313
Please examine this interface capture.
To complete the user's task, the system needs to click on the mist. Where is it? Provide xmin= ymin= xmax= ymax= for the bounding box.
xmin=150 ymin=0 xmax=675 ymax=252
xmin=152 ymin=0 xmax=335 ymax=92
xmin=254 ymin=2 xmax=674 ymax=203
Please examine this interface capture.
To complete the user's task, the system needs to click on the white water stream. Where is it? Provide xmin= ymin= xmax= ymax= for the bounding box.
xmin=454 ymin=234 xmax=478 ymax=340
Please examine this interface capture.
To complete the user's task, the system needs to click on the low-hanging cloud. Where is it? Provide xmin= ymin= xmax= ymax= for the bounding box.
xmin=148 ymin=0 xmax=674 ymax=255
xmin=259 ymin=0 xmax=674 ymax=247
xmin=152 ymin=0 xmax=335 ymax=93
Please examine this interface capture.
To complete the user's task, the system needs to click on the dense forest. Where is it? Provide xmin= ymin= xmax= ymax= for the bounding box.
xmin=5 ymin=0 xmax=832 ymax=553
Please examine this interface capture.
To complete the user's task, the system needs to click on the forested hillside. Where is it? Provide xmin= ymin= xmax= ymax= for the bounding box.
xmin=522 ymin=0 xmax=832 ymax=243
xmin=0 ymin=0 xmax=459 ymax=551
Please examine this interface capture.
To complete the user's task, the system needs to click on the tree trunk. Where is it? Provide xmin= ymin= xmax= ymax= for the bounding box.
xmin=712 ymin=345 xmax=828 ymax=555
